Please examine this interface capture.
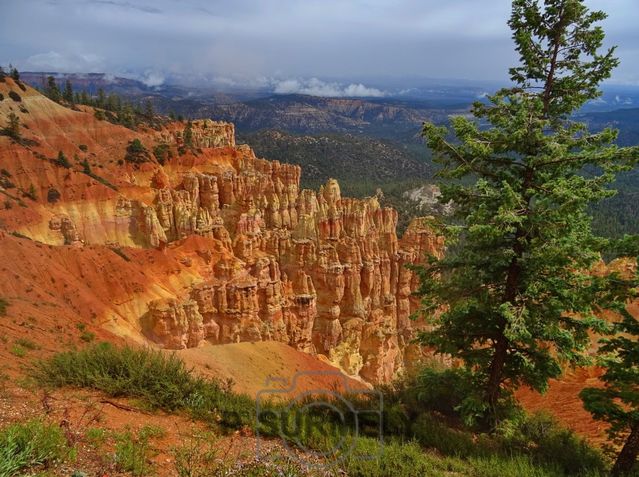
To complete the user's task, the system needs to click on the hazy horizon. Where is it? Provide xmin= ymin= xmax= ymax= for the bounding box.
xmin=2 ymin=0 xmax=638 ymax=96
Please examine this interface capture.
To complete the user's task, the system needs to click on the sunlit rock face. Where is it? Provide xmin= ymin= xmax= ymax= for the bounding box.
xmin=137 ymin=138 xmax=443 ymax=383
xmin=0 ymin=78 xmax=442 ymax=383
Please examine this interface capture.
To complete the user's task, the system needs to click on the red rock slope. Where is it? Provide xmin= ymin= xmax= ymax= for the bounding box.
xmin=0 ymin=77 xmax=442 ymax=385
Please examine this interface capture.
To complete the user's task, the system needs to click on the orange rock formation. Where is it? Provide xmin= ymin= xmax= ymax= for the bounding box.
xmin=0 ymin=77 xmax=442 ymax=383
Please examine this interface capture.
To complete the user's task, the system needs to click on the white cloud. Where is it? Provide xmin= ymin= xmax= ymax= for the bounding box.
xmin=272 ymin=77 xmax=385 ymax=97
xmin=139 ymin=70 xmax=165 ymax=87
xmin=22 ymin=50 xmax=105 ymax=72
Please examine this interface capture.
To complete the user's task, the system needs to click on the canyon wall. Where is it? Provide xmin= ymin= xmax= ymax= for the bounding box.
xmin=137 ymin=123 xmax=443 ymax=383
xmin=0 ymin=79 xmax=442 ymax=383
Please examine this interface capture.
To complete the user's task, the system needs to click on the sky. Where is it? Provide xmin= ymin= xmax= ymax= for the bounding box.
xmin=1 ymin=0 xmax=638 ymax=95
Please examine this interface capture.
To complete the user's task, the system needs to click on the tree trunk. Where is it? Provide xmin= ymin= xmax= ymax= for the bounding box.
xmin=612 ymin=422 xmax=639 ymax=477
xmin=486 ymin=336 xmax=508 ymax=412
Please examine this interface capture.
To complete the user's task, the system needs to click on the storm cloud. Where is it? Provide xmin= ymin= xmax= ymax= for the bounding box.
xmin=1 ymin=0 xmax=638 ymax=88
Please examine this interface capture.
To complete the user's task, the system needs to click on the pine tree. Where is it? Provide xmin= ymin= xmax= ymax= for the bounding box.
xmin=5 ymin=112 xmax=20 ymax=140
xmin=63 ymin=79 xmax=74 ymax=104
xmin=97 ymin=88 xmax=106 ymax=109
xmin=581 ymin=291 xmax=639 ymax=475
xmin=80 ymin=90 xmax=90 ymax=106
xmin=144 ymin=99 xmax=154 ymax=119
xmin=9 ymin=65 xmax=19 ymax=81
xmin=45 ymin=76 xmax=61 ymax=102
xmin=183 ymin=121 xmax=194 ymax=148
xmin=416 ymin=0 xmax=639 ymax=426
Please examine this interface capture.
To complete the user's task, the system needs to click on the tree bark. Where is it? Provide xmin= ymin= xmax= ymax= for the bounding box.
xmin=612 ymin=422 xmax=639 ymax=477
xmin=486 ymin=336 xmax=508 ymax=412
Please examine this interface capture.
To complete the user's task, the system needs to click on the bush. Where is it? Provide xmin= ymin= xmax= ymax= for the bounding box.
xmin=114 ymin=429 xmax=152 ymax=476
xmin=78 ymin=144 xmax=88 ymax=152
xmin=24 ymin=184 xmax=37 ymax=201
xmin=125 ymin=139 xmax=151 ymax=164
xmin=0 ymin=420 xmax=67 ymax=477
xmin=411 ymin=413 xmax=497 ymax=458
xmin=153 ymin=143 xmax=172 ymax=165
xmin=0 ymin=93 xmax=4 ymax=101
xmin=10 ymin=344 xmax=27 ymax=358
xmin=80 ymin=331 xmax=96 ymax=342
xmin=32 ymin=343 xmax=256 ymax=425
xmin=8 ymin=91 xmax=21 ymax=102
xmin=0 ymin=298 xmax=7 ymax=316
xmin=496 ymin=411 xmax=606 ymax=475
xmin=54 ymin=151 xmax=71 ymax=169
xmin=413 ymin=368 xmax=482 ymax=421
xmin=15 ymin=338 xmax=39 ymax=350
xmin=47 ymin=187 xmax=61 ymax=203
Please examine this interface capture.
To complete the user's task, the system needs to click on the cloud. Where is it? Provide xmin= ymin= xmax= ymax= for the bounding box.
xmin=21 ymin=50 xmax=105 ymax=73
xmin=88 ymin=0 xmax=163 ymax=14
xmin=273 ymin=78 xmax=385 ymax=97
xmin=138 ymin=70 xmax=165 ymax=87
xmin=1 ymin=0 xmax=638 ymax=85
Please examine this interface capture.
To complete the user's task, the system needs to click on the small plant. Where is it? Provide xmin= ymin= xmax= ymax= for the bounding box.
xmin=153 ymin=143 xmax=172 ymax=165
xmin=10 ymin=344 xmax=27 ymax=358
xmin=24 ymin=184 xmax=37 ymax=201
xmin=125 ymin=139 xmax=150 ymax=164
xmin=113 ymin=429 xmax=152 ymax=476
xmin=84 ymin=427 xmax=107 ymax=448
xmin=0 ymin=419 xmax=67 ymax=477
xmin=0 ymin=298 xmax=8 ymax=316
xmin=53 ymin=151 xmax=71 ymax=169
xmin=3 ymin=112 xmax=20 ymax=140
xmin=15 ymin=338 xmax=39 ymax=350
xmin=8 ymin=91 xmax=21 ymax=102
xmin=78 ymin=144 xmax=88 ymax=152
xmin=79 ymin=331 xmax=95 ymax=342
xmin=47 ymin=187 xmax=61 ymax=203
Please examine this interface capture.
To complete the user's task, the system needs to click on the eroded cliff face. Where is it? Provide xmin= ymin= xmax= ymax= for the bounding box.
xmin=0 ymin=78 xmax=442 ymax=383
xmin=137 ymin=144 xmax=442 ymax=383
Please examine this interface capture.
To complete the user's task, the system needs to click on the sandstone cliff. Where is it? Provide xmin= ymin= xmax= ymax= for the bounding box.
xmin=0 ymin=77 xmax=442 ymax=383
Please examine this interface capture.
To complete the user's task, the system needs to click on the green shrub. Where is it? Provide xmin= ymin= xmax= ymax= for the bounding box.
xmin=343 ymin=438 xmax=466 ymax=477
xmin=114 ymin=429 xmax=151 ymax=476
xmin=0 ymin=420 xmax=67 ymax=477
xmin=153 ymin=143 xmax=172 ymax=165
xmin=411 ymin=413 xmax=496 ymax=458
xmin=79 ymin=331 xmax=95 ymax=342
xmin=78 ymin=144 xmax=88 ymax=152
xmin=47 ymin=187 xmax=61 ymax=203
xmin=15 ymin=338 xmax=39 ymax=350
xmin=84 ymin=427 xmax=107 ymax=448
xmin=33 ymin=343 xmax=256 ymax=426
xmin=53 ymin=151 xmax=71 ymax=169
xmin=496 ymin=411 xmax=606 ymax=475
xmin=24 ymin=184 xmax=37 ymax=201
xmin=0 ymin=298 xmax=7 ymax=316
xmin=8 ymin=91 xmax=21 ymax=102
xmin=125 ymin=139 xmax=150 ymax=164
xmin=414 ymin=367 xmax=518 ymax=427
xmin=10 ymin=344 xmax=27 ymax=358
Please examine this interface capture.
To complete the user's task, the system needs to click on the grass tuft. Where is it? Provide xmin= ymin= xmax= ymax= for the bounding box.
xmin=0 ymin=420 xmax=67 ymax=477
